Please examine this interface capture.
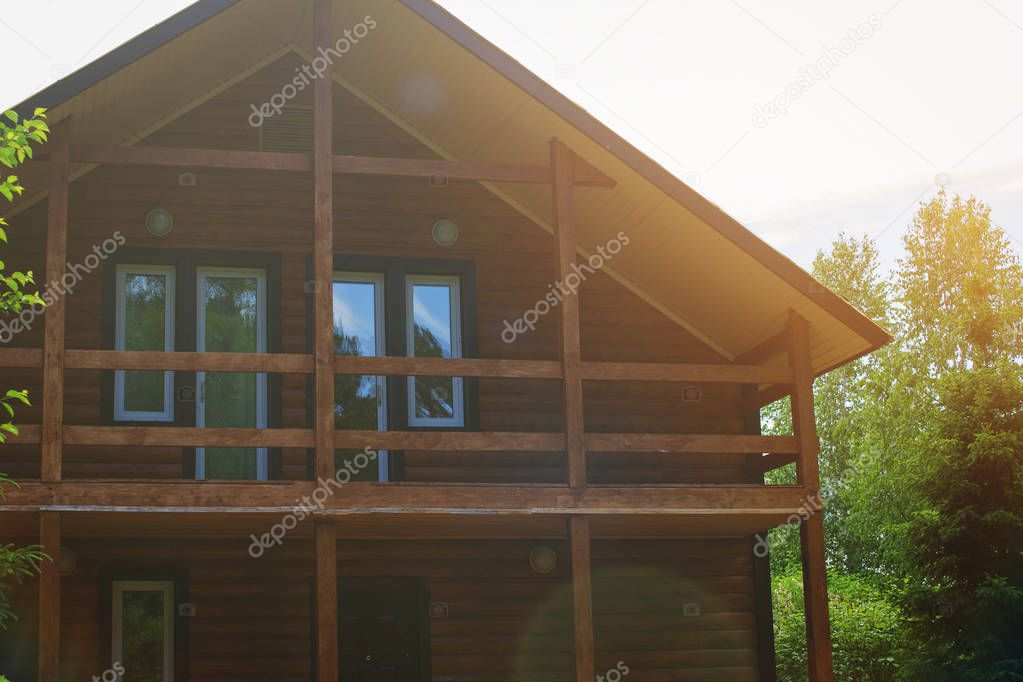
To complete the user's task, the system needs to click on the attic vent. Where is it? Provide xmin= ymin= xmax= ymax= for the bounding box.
xmin=260 ymin=105 xmax=313 ymax=153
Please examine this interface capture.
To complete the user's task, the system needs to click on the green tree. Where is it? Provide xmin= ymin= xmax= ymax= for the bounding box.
xmin=769 ymin=198 xmax=1023 ymax=679
xmin=902 ymin=364 xmax=1023 ymax=681
xmin=845 ymin=193 xmax=1023 ymax=579
xmin=0 ymin=108 xmax=50 ymax=631
xmin=898 ymin=190 xmax=1023 ymax=371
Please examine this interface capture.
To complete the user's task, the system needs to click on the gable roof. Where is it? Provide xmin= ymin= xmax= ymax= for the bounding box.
xmin=10 ymin=0 xmax=891 ymax=374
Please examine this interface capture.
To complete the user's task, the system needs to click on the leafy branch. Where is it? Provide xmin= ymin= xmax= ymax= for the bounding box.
xmin=0 ymin=108 xmax=50 ymax=631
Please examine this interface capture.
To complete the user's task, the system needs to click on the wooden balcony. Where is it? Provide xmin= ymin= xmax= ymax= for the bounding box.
xmin=0 ymin=348 xmax=800 ymax=496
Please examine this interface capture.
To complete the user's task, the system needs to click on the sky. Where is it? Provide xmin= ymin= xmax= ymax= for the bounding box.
xmin=3 ymin=0 xmax=1022 ymax=272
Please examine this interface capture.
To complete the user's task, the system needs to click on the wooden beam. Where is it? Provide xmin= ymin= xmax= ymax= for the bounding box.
xmin=582 ymin=361 xmax=792 ymax=384
xmin=573 ymin=154 xmax=617 ymax=189
xmin=315 ymin=519 xmax=338 ymax=682
xmin=755 ymin=452 xmax=798 ymax=474
xmin=71 ymin=143 xmax=312 ymax=171
xmin=742 ymin=383 xmax=792 ymax=411
xmin=64 ymin=426 xmax=314 ymax=448
xmin=333 ymin=154 xmax=615 ymax=187
xmin=551 ymin=139 xmax=586 ymax=489
xmin=334 ymin=355 xmax=562 ymax=379
xmin=802 ymin=513 xmax=833 ymax=681
xmin=788 ymin=313 xmax=820 ymax=486
xmin=1 ymin=424 xmax=41 ymax=445
xmin=335 ymin=430 xmax=563 ymax=452
xmin=0 ymin=348 xmax=43 ymax=367
xmin=67 ymin=144 xmax=615 ymax=187
xmin=584 ymin=433 xmax=798 ymax=454
xmin=50 ymin=425 xmax=794 ymax=455
xmin=788 ymin=311 xmax=834 ymax=681
xmin=734 ymin=330 xmax=789 ymax=366
xmin=65 ymin=350 xmax=313 ymax=373
xmin=313 ymin=0 xmax=336 ymax=486
xmin=42 ymin=123 xmax=69 ymax=482
xmin=2 ymin=481 xmax=811 ymax=516
xmin=54 ymin=350 xmax=795 ymax=383
xmin=570 ymin=516 xmax=595 ymax=682
xmin=38 ymin=511 xmax=60 ymax=682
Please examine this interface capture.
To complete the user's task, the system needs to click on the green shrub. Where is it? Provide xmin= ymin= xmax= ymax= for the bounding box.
xmin=773 ymin=571 xmax=912 ymax=681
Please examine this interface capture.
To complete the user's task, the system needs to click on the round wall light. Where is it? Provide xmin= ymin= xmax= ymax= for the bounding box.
xmin=529 ymin=545 xmax=558 ymax=575
xmin=145 ymin=208 xmax=174 ymax=237
xmin=432 ymin=218 xmax=459 ymax=247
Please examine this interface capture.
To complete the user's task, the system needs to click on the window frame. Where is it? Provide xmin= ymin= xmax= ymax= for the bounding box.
xmin=333 ymin=270 xmax=390 ymax=481
xmin=111 ymin=579 xmax=175 ymax=682
xmin=194 ymin=266 xmax=269 ymax=481
xmin=325 ymin=255 xmax=479 ymax=439
xmin=113 ymin=264 xmax=177 ymax=422
xmin=103 ymin=247 xmax=283 ymax=480
xmin=405 ymin=273 xmax=465 ymax=428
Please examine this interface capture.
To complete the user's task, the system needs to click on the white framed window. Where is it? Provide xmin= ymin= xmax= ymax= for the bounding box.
xmin=114 ymin=265 xmax=176 ymax=422
xmin=112 ymin=580 xmax=174 ymax=682
xmin=195 ymin=267 xmax=269 ymax=480
xmin=333 ymin=272 xmax=389 ymax=481
xmin=405 ymin=274 xmax=464 ymax=428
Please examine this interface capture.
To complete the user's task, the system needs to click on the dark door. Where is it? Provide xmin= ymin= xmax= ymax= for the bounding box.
xmin=339 ymin=577 xmax=428 ymax=682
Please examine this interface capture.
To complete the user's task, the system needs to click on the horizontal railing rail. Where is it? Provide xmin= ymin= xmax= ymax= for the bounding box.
xmin=7 ymin=424 xmax=798 ymax=457
xmin=1 ymin=348 xmax=792 ymax=385
xmin=62 ymin=426 xmax=314 ymax=448
xmin=64 ymin=350 xmax=313 ymax=373
xmin=0 ymin=350 xmax=799 ymax=474
xmin=3 ymin=424 xmax=42 ymax=445
xmin=0 ymin=348 xmax=43 ymax=367
xmin=334 ymin=356 xmax=563 ymax=379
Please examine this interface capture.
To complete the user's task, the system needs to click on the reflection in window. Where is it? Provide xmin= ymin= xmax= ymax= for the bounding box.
xmin=114 ymin=266 xmax=175 ymax=421
xmin=197 ymin=269 xmax=267 ymax=480
xmin=407 ymin=276 xmax=463 ymax=427
xmin=113 ymin=581 xmax=173 ymax=682
xmin=333 ymin=275 xmax=388 ymax=481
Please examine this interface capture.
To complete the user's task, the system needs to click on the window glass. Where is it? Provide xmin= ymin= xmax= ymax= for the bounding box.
xmin=407 ymin=277 xmax=463 ymax=427
xmin=113 ymin=582 xmax=173 ymax=682
xmin=333 ymin=276 xmax=387 ymax=481
xmin=115 ymin=266 xmax=174 ymax=421
xmin=197 ymin=270 xmax=267 ymax=480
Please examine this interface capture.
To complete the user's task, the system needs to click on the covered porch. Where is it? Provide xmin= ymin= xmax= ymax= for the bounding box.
xmin=2 ymin=508 xmax=784 ymax=681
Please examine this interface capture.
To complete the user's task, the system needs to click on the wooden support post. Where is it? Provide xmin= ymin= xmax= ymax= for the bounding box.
xmin=38 ymin=512 xmax=61 ymax=682
xmin=42 ymin=123 xmax=69 ymax=482
xmin=569 ymin=516 xmax=595 ymax=682
xmin=787 ymin=311 xmax=833 ymax=681
xmin=788 ymin=311 xmax=820 ymax=487
xmin=315 ymin=520 xmax=338 ymax=682
xmin=313 ymin=0 xmax=336 ymax=484
xmin=551 ymin=139 xmax=586 ymax=488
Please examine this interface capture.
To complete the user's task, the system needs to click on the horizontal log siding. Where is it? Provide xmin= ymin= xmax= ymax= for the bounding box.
xmin=0 ymin=537 xmax=758 ymax=681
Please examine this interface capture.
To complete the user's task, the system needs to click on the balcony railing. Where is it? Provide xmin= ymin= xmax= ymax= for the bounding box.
xmin=0 ymin=347 xmax=798 ymax=474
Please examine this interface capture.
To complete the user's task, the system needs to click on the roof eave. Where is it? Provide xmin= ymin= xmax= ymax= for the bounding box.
xmin=13 ymin=0 xmax=239 ymax=117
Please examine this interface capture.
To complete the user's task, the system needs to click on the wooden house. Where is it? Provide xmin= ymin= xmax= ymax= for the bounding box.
xmin=0 ymin=1 xmax=890 ymax=680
